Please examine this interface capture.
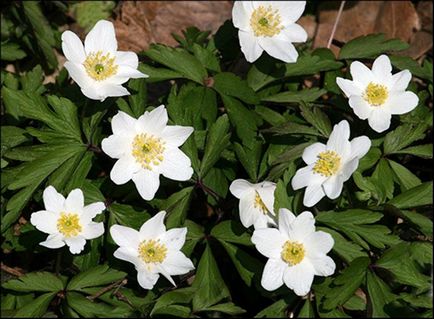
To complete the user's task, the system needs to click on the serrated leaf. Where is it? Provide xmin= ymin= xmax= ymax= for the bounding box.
xmin=13 ymin=292 xmax=56 ymax=318
xmin=387 ymin=182 xmax=432 ymax=209
xmin=192 ymin=43 xmax=221 ymax=72
xmin=390 ymin=55 xmax=433 ymax=83
xmin=211 ymin=220 xmax=252 ymax=246
xmin=201 ymin=302 xmax=246 ymax=315
xmin=1 ymin=126 xmax=29 ymax=153
xmin=357 ymin=147 xmax=382 ymax=172
xmin=262 ymin=88 xmax=326 ymax=104
xmin=233 ymin=140 xmax=262 ymax=181
xmin=299 ymin=103 xmax=332 ymax=137
xmin=387 ymin=159 xmax=421 ymax=191
xmin=383 ymin=124 xmax=427 ymax=154
xmin=161 ymin=187 xmax=194 ymax=228
xmin=151 ymin=287 xmax=196 ymax=316
xmin=214 ymin=73 xmax=259 ymax=104
xmin=371 ymin=159 xmax=394 ymax=201
xmin=366 ymin=271 xmax=397 ymax=318
xmin=392 ymin=144 xmax=432 ymax=158
xmin=254 ymin=296 xmax=297 ymax=318
xmin=298 ymin=299 xmax=315 ymax=318
xmin=138 ymin=63 xmax=184 ymax=82
xmin=2 ymin=272 xmax=64 ymax=292
xmin=67 ymin=265 xmax=126 ymax=291
xmin=1 ymin=42 xmax=27 ymax=61
xmin=108 ymin=202 xmax=150 ymax=231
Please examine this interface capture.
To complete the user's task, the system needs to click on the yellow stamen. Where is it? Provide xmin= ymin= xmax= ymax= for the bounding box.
xmin=57 ymin=213 xmax=82 ymax=238
xmin=250 ymin=5 xmax=283 ymax=37
xmin=138 ymin=239 xmax=167 ymax=263
xmin=281 ymin=241 xmax=305 ymax=265
xmin=313 ymin=151 xmax=341 ymax=177
xmin=83 ymin=51 xmax=118 ymax=81
xmin=363 ymin=82 xmax=388 ymax=106
xmin=131 ymin=133 xmax=165 ymax=170
xmin=254 ymin=192 xmax=269 ymax=215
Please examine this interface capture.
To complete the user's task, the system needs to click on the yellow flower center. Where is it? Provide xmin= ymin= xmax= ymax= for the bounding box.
xmin=83 ymin=51 xmax=118 ymax=81
xmin=313 ymin=151 xmax=341 ymax=177
xmin=250 ymin=5 xmax=283 ymax=37
xmin=131 ymin=133 xmax=165 ymax=170
xmin=363 ymin=82 xmax=388 ymax=106
xmin=254 ymin=192 xmax=269 ymax=214
xmin=57 ymin=213 xmax=82 ymax=238
xmin=138 ymin=239 xmax=167 ymax=264
xmin=281 ymin=241 xmax=305 ymax=265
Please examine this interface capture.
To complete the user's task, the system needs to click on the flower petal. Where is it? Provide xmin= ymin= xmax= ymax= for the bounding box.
xmin=40 ymin=234 xmax=65 ymax=249
xmin=111 ymin=111 xmax=137 ymax=136
xmin=311 ymin=255 xmax=336 ymax=277
xmin=388 ymin=91 xmax=419 ymax=115
xmin=260 ymin=258 xmax=286 ymax=291
xmin=283 ymin=261 xmax=315 ymax=296
xmin=110 ymin=155 xmax=139 ymax=185
xmin=136 ymin=105 xmax=168 ymax=135
xmin=30 ymin=210 xmax=58 ymax=234
xmin=160 ymin=227 xmax=187 ymax=251
xmin=137 ymin=270 xmax=159 ymax=290
xmin=253 ymin=213 xmax=277 ymax=229
xmin=278 ymin=208 xmax=296 ymax=238
xmin=160 ymin=148 xmax=193 ymax=181
xmin=65 ymin=189 xmax=84 ymax=213
xmin=270 ymin=1 xmax=306 ymax=24
xmin=65 ymin=236 xmax=86 ymax=254
xmin=322 ymin=175 xmax=344 ymax=200
xmin=229 ymin=179 xmax=254 ymax=199
xmin=350 ymin=136 xmax=371 ymax=160
xmin=82 ymin=202 xmax=105 ymax=221
xmin=84 ymin=20 xmax=117 ymax=55
xmin=390 ymin=69 xmax=412 ymax=91
xmin=372 ymin=55 xmax=392 ymax=83
xmin=238 ymin=30 xmax=263 ymax=63
xmin=303 ymin=183 xmax=325 ymax=207
xmin=115 ymin=51 xmax=139 ymax=68
xmin=239 ymin=189 xmax=257 ymax=228
xmin=255 ymin=181 xmax=276 ymax=214
xmin=109 ymin=65 xmax=147 ymax=85
xmin=336 ymin=78 xmax=363 ymax=97
xmin=302 ymin=142 xmax=326 ymax=165
xmin=350 ymin=61 xmax=374 ymax=87
xmin=292 ymin=165 xmax=326 ymax=190
xmin=349 ymin=95 xmax=373 ymax=120
xmin=101 ymin=134 xmax=130 ymax=159
xmin=251 ymin=228 xmax=286 ymax=259
xmin=43 ymin=186 xmax=65 ymax=213
xmin=162 ymin=251 xmax=194 ymax=275
xmin=259 ymin=37 xmax=299 ymax=63
xmin=367 ymin=108 xmax=392 ymax=133
xmin=81 ymin=222 xmax=104 ymax=240
xmin=110 ymin=225 xmax=140 ymax=248
xmin=64 ymin=61 xmax=91 ymax=88
xmin=279 ymin=23 xmax=308 ymax=43
xmin=132 ymin=169 xmax=160 ymax=200
xmin=161 ymin=126 xmax=194 ymax=147
xmin=61 ymin=31 xmax=85 ymax=63
xmin=232 ymin=1 xmax=253 ymax=31
xmin=139 ymin=211 xmax=166 ymax=240
xmin=304 ymin=231 xmax=334 ymax=257
xmin=288 ymin=211 xmax=315 ymax=241
xmin=327 ymin=120 xmax=351 ymax=155
xmin=113 ymin=246 xmax=141 ymax=268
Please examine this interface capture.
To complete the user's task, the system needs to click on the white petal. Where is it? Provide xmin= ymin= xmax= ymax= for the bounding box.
xmin=388 ymin=91 xmax=419 ymax=115
xmin=30 ymin=210 xmax=58 ymax=234
xmin=259 ymin=37 xmax=299 ymax=63
xmin=350 ymin=61 xmax=374 ymax=87
xmin=157 ymin=265 xmax=176 ymax=287
xmin=65 ymin=189 xmax=84 ymax=213
xmin=39 ymin=234 xmax=65 ymax=249
xmin=349 ymin=95 xmax=373 ymax=120
xmin=304 ymin=231 xmax=334 ymax=257
xmin=111 ymin=111 xmax=137 ymax=136
xmin=372 ymin=55 xmax=392 ymax=83
xmin=61 ymin=31 xmax=85 ymax=63
xmin=251 ymin=228 xmax=286 ymax=259
xmin=322 ymin=175 xmax=344 ymax=200
xmin=367 ymin=108 xmax=392 ymax=133
xmin=65 ymin=236 xmax=87 ymax=254
xmin=43 ymin=186 xmax=65 ymax=213
xmin=260 ymin=258 xmax=287 ymax=291
xmin=84 ymin=20 xmax=117 ymax=55
xmin=291 ymin=165 xmax=326 ymax=190
xmin=283 ymin=261 xmax=315 ymax=296
xmin=232 ymin=1 xmax=253 ymax=31
xmin=162 ymin=251 xmax=194 ymax=275
xmin=288 ymin=211 xmax=316 ymax=242
xmin=229 ymin=179 xmax=254 ymax=199
xmin=137 ymin=105 xmax=168 ymax=135
xmin=101 ymin=134 xmax=131 ymax=159
xmin=253 ymin=213 xmax=277 ymax=229
xmin=269 ymin=1 xmax=306 ymax=24
xmin=350 ymin=136 xmax=371 ymax=160
xmin=81 ymin=222 xmax=104 ymax=240
xmin=327 ymin=120 xmax=351 ymax=155
xmin=336 ymin=78 xmax=363 ymax=97
xmin=255 ymin=181 xmax=276 ymax=213
xmin=139 ymin=211 xmax=166 ymax=240
xmin=239 ymin=189 xmax=257 ymax=228
xmin=109 ymin=65 xmax=147 ymax=85
xmin=278 ymin=208 xmax=296 ymax=238
xmin=390 ymin=69 xmax=412 ymax=91
xmin=160 ymin=227 xmax=187 ymax=251
xmin=64 ymin=62 xmax=91 ymax=89
xmin=113 ymin=247 xmax=141 ymax=268
xmin=137 ymin=270 xmax=159 ymax=290
xmin=279 ymin=23 xmax=308 ymax=43
xmin=303 ymin=184 xmax=325 ymax=207
xmin=110 ymin=155 xmax=139 ymax=185
xmin=116 ymin=51 xmax=139 ymax=69
xmin=238 ymin=31 xmax=263 ymax=63
xmin=302 ymin=142 xmax=326 ymax=165
xmin=310 ymin=256 xmax=336 ymax=277
xmin=132 ymin=169 xmax=160 ymax=201
xmin=160 ymin=148 xmax=193 ymax=181
xmin=161 ymin=126 xmax=194 ymax=148
xmin=110 ymin=225 xmax=140 ymax=248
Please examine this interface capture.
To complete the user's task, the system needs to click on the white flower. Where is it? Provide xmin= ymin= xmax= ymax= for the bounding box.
xmin=232 ymin=1 xmax=307 ymax=63
xmin=110 ymin=211 xmax=194 ymax=290
xmin=30 ymin=186 xmax=105 ymax=254
xmin=101 ymin=105 xmax=194 ymax=201
xmin=61 ymin=20 xmax=148 ymax=101
xmin=336 ymin=55 xmax=419 ymax=133
xmin=252 ymin=209 xmax=335 ymax=296
xmin=229 ymin=179 xmax=277 ymax=229
xmin=291 ymin=120 xmax=371 ymax=207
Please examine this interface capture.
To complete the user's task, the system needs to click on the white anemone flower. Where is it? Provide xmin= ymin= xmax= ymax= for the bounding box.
xmin=252 ymin=209 xmax=335 ymax=296
xmin=30 ymin=186 xmax=105 ymax=254
xmin=229 ymin=179 xmax=277 ymax=229
xmin=291 ymin=120 xmax=371 ymax=207
xmin=110 ymin=211 xmax=195 ymax=290
xmin=232 ymin=1 xmax=307 ymax=63
xmin=336 ymin=54 xmax=419 ymax=133
xmin=61 ymin=20 xmax=148 ymax=101
xmin=101 ymin=105 xmax=194 ymax=201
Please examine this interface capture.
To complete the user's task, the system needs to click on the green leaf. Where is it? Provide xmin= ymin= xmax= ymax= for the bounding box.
xmin=233 ymin=140 xmax=262 ymax=181
xmin=201 ymin=302 xmax=246 ymax=315
xmin=71 ymin=1 xmax=116 ymax=32
xmin=108 ymin=202 xmax=149 ymax=230
xmin=390 ymin=55 xmax=433 ymax=82
xmin=322 ymin=257 xmax=370 ymax=310
xmin=138 ymin=63 xmax=184 ymax=82
xmin=127 ymin=77 xmax=147 ymax=118
xmin=213 ymin=73 xmax=259 ymax=104
xmin=20 ymin=65 xmax=44 ymax=94
xmin=1 ymin=126 xmax=29 ymax=152
xmin=2 ymin=272 xmax=64 ymax=292
xmin=255 ymin=296 xmax=297 ymax=318
xmin=383 ymin=123 xmax=427 ymax=154
xmin=183 ymin=219 xmax=204 ymax=256
xmin=254 ymin=105 xmax=286 ymax=126
xmin=66 ymin=291 xmax=122 ymax=318
xmin=192 ymin=43 xmax=221 ymax=72
xmin=211 ymin=220 xmax=252 ymax=246
xmin=0 ymin=42 xmax=27 ymax=61
xmin=151 ymin=287 xmax=195 ymax=316
xmin=387 ymin=182 xmax=432 ymax=209
xmin=343 ymin=295 xmax=366 ymax=311
xmin=192 ymin=243 xmax=230 ymax=310
xmin=161 ymin=187 xmax=194 ymax=228
xmin=398 ymin=210 xmax=433 ymax=237
xmin=13 ymin=292 xmax=56 ymax=318
xmin=371 ymin=159 xmax=394 ymax=201
xmin=399 ymin=292 xmax=432 ymax=309
xmin=357 ymin=147 xmax=382 ymax=172
xmin=144 ymin=44 xmax=207 ymax=84
xmin=392 ymin=144 xmax=432 ymax=158
xmin=339 ymin=34 xmax=409 ymax=60
xmin=366 ymin=271 xmax=397 ymax=318
xmin=387 ymin=159 xmax=421 ymax=191
xmin=262 ymin=88 xmax=327 ymax=104
xmin=263 ymin=122 xmax=321 ymax=137
xmin=298 ymin=299 xmax=315 ymax=318
xmin=67 ymin=265 xmax=126 ymax=291
xmin=299 ymin=103 xmax=332 ymax=137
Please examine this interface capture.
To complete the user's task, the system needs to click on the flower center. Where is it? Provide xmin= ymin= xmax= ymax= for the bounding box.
xmin=281 ymin=241 xmax=305 ymax=265
xmin=138 ymin=239 xmax=167 ymax=263
xmin=131 ymin=133 xmax=166 ymax=170
xmin=363 ymin=82 xmax=388 ymax=106
xmin=250 ymin=5 xmax=283 ymax=37
xmin=254 ymin=192 xmax=269 ymax=214
xmin=57 ymin=213 xmax=82 ymax=238
xmin=313 ymin=151 xmax=341 ymax=177
xmin=83 ymin=51 xmax=118 ymax=81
